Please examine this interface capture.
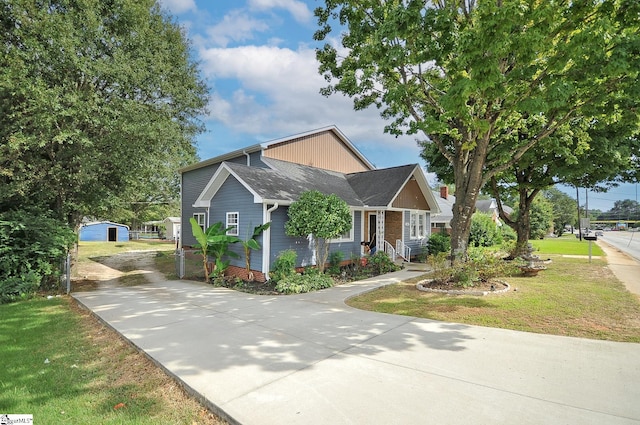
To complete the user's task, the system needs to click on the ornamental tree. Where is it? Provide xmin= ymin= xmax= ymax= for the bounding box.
xmin=285 ymin=191 xmax=352 ymax=273
xmin=314 ymin=0 xmax=640 ymax=261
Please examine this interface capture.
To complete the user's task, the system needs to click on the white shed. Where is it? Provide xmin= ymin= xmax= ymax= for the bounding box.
xmin=163 ymin=217 xmax=181 ymax=241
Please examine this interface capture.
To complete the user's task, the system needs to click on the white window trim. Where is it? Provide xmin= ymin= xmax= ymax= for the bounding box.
xmin=193 ymin=213 xmax=206 ymax=232
xmin=410 ymin=211 xmax=426 ymax=240
xmin=226 ymin=211 xmax=239 ymax=236
xmin=330 ymin=211 xmax=355 ymax=243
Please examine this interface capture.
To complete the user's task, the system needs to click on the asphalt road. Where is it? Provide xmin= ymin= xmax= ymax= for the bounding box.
xmin=597 ymin=231 xmax=640 ymax=262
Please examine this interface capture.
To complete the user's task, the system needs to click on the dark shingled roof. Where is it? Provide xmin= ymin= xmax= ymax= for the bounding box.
xmin=346 ymin=164 xmax=417 ymax=207
xmin=224 ymin=159 xmax=364 ymax=205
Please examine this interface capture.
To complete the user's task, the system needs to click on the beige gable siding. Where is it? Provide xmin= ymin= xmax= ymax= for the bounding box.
xmin=263 ymin=130 xmax=371 ymax=173
xmin=392 ymin=179 xmax=431 ymax=210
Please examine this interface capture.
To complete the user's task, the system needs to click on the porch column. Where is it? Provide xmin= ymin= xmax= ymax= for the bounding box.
xmin=376 ymin=210 xmax=385 ymax=253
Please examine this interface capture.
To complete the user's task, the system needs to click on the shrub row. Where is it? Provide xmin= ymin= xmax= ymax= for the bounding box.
xmin=0 ymin=209 xmax=75 ymax=303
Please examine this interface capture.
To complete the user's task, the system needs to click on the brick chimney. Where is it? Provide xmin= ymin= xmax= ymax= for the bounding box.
xmin=440 ymin=186 xmax=449 ymax=199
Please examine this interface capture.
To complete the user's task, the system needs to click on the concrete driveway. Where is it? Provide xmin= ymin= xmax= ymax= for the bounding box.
xmin=73 ymin=269 xmax=640 ymax=425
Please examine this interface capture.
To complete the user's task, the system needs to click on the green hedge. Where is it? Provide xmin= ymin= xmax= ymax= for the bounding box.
xmin=0 ymin=209 xmax=75 ymax=303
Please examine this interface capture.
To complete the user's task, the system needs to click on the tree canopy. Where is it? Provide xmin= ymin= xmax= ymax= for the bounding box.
xmin=598 ymin=199 xmax=640 ymax=221
xmin=0 ymin=0 xmax=208 ymax=228
xmin=543 ymin=187 xmax=577 ymax=236
xmin=285 ymin=190 xmax=352 ymax=272
xmin=314 ymin=0 xmax=640 ymax=260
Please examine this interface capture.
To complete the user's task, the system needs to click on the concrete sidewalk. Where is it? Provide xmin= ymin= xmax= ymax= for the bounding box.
xmin=73 ymin=268 xmax=640 ymax=425
xmin=598 ymin=239 xmax=640 ymax=297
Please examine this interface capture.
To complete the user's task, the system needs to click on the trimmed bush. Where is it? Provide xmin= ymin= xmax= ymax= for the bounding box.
xmin=275 ymin=272 xmax=334 ymax=294
xmin=469 ymin=212 xmax=502 ymax=247
xmin=270 ymin=249 xmax=297 ymax=283
xmin=426 ymin=232 xmax=451 ymax=255
xmin=366 ymin=252 xmax=400 ymax=275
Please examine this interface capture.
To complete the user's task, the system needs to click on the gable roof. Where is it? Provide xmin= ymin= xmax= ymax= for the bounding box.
xmin=179 ymin=125 xmax=374 ymax=174
xmin=347 ymin=165 xmax=418 ymax=207
xmin=432 ymin=191 xmax=455 ymax=224
xmin=194 ymin=158 xmax=440 ymax=214
xmin=475 ymin=199 xmax=497 ymax=213
xmin=193 ymin=160 xmax=362 ymax=207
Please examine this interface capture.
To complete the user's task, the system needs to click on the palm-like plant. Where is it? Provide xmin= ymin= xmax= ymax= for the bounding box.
xmin=241 ymin=223 xmax=271 ymax=281
xmin=189 ymin=218 xmax=240 ymax=282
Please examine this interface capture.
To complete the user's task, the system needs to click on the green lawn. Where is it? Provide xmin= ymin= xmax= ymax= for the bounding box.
xmin=0 ymin=241 xmax=223 ymax=424
xmin=77 ymin=240 xmax=175 ymax=259
xmin=0 ymin=297 xmax=222 ymax=424
xmin=347 ymin=237 xmax=640 ymax=342
xmin=529 ymin=234 xmax=604 ymax=256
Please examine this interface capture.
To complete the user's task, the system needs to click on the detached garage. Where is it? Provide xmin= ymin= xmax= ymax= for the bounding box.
xmin=79 ymin=221 xmax=129 ymax=242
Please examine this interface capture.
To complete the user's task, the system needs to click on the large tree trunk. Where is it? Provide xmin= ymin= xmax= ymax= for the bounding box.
xmin=448 ymin=133 xmax=489 ymax=264
xmin=513 ymin=206 xmax=531 ymax=258
xmin=490 ymin=176 xmax=540 ymax=259
xmin=449 ymin=192 xmax=477 ymax=262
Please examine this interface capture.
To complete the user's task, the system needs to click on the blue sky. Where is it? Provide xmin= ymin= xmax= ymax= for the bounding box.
xmin=158 ymin=0 xmax=638 ymax=212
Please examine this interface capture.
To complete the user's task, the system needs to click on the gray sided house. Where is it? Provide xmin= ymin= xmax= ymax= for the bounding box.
xmin=431 ymin=186 xmax=514 ymax=233
xmin=179 ymin=126 xmax=440 ymax=281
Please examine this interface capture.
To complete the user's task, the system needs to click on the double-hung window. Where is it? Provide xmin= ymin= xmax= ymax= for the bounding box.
xmin=410 ymin=211 xmax=426 ymax=240
xmin=226 ymin=212 xmax=239 ymax=236
xmin=330 ymin=211 xmax=354 ymax=243
xmin=193 ymin=213 xmax=206 ymax=232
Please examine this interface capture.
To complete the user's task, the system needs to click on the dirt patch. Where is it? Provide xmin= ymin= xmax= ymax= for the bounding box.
xmin=74 ymin=250 xmax=167 ymax=291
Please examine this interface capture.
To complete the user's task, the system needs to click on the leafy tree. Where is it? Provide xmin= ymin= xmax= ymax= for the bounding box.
xmin=512 ymin=196 xmax=554 ymax=241
xmin=603 ymin=199 xmax=640 ymax=221
xmin=1 ymin=208 xmax=76 ymax=302
xmin=189 ymin=219 xmax=240 ymax=282
xmin=423 ymin=101 xmax=639 ymax=256
xmin=469 ymin=213 xmax=502 ymax=248
xmin=241 ymin=223 xmax=271 ymax=281
xmin=544 ymin=188 xmax=577 ymax=236
xmin=284 ymin=191 xmax=352 ymax=273
xmin=0 ymin=0 xmax=208 ymax=230
xmin=315 ymin=0 xmax=640 ymax=261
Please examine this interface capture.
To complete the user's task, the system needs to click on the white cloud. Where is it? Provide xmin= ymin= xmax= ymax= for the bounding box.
xmin=158 ymin=0 xmax=197 ymax=15
xmin=248 ymin=0 xmax=312 ymax=23
xmin=199 ymin=44 xmax=419 ymax=156
xmin=206 ymin=10 xmax=269 ymax=47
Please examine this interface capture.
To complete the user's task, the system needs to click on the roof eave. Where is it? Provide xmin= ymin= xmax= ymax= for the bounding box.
xmin=178 ymin=144 xmax=262 ymax=174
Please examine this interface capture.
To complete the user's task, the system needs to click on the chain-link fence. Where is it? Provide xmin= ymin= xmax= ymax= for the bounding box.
xmin=60 ymin=253 xmax=71 ymax=294
xmin=174 ymin=249 xmax=207 ymax=281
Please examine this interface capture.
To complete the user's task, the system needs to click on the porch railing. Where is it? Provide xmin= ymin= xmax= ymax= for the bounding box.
xmin=395 ymin=240 xmax=411 ymax=262
xmin=383 ymin=240 xmax=396 ymax=261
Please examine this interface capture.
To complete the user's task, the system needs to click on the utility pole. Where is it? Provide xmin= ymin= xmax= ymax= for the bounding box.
xmin=576 ymin=186 xmax=582 ymax=241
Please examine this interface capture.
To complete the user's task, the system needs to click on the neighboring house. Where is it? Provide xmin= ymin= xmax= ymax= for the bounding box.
xmin=79 ymin=221 xmax=129 ymax=242
xmin=431 ymin=186 xmax=514 ymax=232
xmin=431 ymin=186 xmax=455 ymax=234
xmin=163 ymin=217 xmax=181 ymax=241
xmin=475 ymin=199 xmax=513 ymax=226
xmin=180 ymin=126 xmax=440 ymax=282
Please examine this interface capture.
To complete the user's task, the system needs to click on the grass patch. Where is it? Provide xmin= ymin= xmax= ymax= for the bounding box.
xmin=0 ymin=297 xmax=224 ymax=424
xmin=529 ymin=234 xmax=604 ymax=256
xmin=348 ymin=253 xmax=640 ymax=342
xmin=77 ymin=240 xmax=175 ymax=260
